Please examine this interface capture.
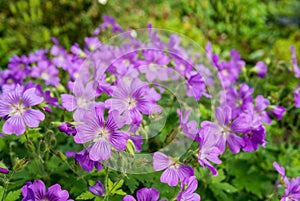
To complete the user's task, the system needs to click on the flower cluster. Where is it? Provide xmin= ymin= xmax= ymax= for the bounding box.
xmin=0 ymin=15 xmax=298 ymax=200
xmin=273 ymin=162 xmax=300 ymax=201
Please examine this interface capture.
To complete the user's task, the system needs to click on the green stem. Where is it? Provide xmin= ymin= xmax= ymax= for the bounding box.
xmin=1 ymin=170 xmax=15 ymax=201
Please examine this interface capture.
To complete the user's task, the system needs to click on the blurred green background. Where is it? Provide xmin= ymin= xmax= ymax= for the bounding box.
xmin=1 ymin=0 xmax=300 ymax=67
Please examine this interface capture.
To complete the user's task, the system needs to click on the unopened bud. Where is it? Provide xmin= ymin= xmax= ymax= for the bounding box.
xmin=39 ymin=140 xmax=47 ymax=152
xmin=25 ymin=141 xmax=35 ymax=152
xmin=126 ymin=139 xmax=135 ymax=156
xmin=13 ymin=158 xmax=29 ymax=171
xmin=56 ymin=151 xmax=67 ymax=161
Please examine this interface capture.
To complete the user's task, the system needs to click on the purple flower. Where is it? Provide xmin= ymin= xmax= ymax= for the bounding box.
xmin=255 ymin=95 xmax=272 ymax=124
xmin=8 ymin=55 xmax=31 ymax=81
xmin=31 ymin=60 xmax=60 ymax=87
xmin=177 ymin=176 xmax=201 ymax=201
xmin=290 ymin=46 xmax=300 ymax=78
xmin=221 ymin=84 xmax=254 ymax=118
xmin=186 ymin=73 xmax=208 ymax=101
xmin=0 ymin=167 xmax=9 ymax=174
xmin=122 ymin=188 xmax=162 ymax=201
xmin=177 ymin=109 xmax=198 ymax=140
xmin=201 ymin=106 xmax=245 ymax=154
xmin=253 ymin=61 xmax=267 ymax=78
xmin=153 ymin=152 xmax=194 ymax=186
xmin=137 ymin=50 xmax=170 ymax=82
xmin=89 ymin=181 xmax=105 ymax=196
xmin=21 ymin=180 xmax=71 ymax=201
xmin=273 ymin=162 xmax=300 ymax=201
xmin=293 ymin=84 xmax=300 ymax=108
xmin=273 ymin=162 xmax=285 ymax=177
xmin=197 ymin=126 xmax=222 ymax=176
xmin=61 ymin=80 xmax=99 ymax=121
xmin=107 ymin=78 xmax=155 ymax=125
xmin=281 ymin=177 xmax=300 ymax=201
xmin=74 ymin=108 xmax=129 ymax=161
xmin=0 ymin=86 xmax=45 ymax=135
xmin=271 ymin=106 xmax=286 ymax=120
xmin=74 ymin=149 xmax=102 ymax=172
xmin=58 ymin=123 xmax=77 ymax=136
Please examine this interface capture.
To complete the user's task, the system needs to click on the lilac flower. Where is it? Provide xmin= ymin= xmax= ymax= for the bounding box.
xmin=221 ymin=84 xmax=254 ymax=118
xmin=273 ymin=162 xmax=285 ymax=177
xmin=0 ymin=167 xmax=9 ymax=174
xmin=21 ymin=180 xmax=72 ymax=201
xmin=255 ymin=95 xmax=272 ymax=124
xmin=281 ymin=177 xmax=300 ymax=201
xmin=293 ymin=84 xmax=300 ymax=108
xmin=8 ymin=55 xmax=31 ymax=81
xmin=273 ymin=162 xmax=300 ymax=201
xmin=186 ymin=73 xmax=208 ymax=101
xmin=31 ymin=60 xmax=60 ymax=87
xmin=177 ymin=109 xmax=198 ymax=140
xmin=61 ymin=80 xmax=99 ymax=121
xmin=153 ymin=152 xmax=194 ymax=186
xmin=271 ymin=106 xmax=286 ymax=120
xmin=74 ymin=108 xmax=129 ymax=161
xmin=107 ymin=78 xmax=155 ymax=124
xmin=253 ymin=61 xmax=267 ymax=78
xmin=177 ymin=176 xmax=201 ymax=201
xmin=290 ymin=46 xmax=300 ymax=78
xmin=74 ymin=149 xmax=102 ymax=172
xmin=0 ymin=86 xmax=45 ymax=135
xmin=89 ymin=181 xmax=105 ymax=196
xmin=201 ymin=105 xmax=245 ymax=154
xmin=58 ymin=123 xmax=77 ymax=136
xmin=122 ymin=188 xmax=165 ymax=201
xmin=197 ymin=126 xmax=222 ymax=176
xmin=137 ymin=50 xmax=170 ymax=82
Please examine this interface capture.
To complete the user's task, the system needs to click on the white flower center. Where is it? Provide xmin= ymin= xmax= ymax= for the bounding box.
xmin=126 ymin=97 xmax=137 ymax=110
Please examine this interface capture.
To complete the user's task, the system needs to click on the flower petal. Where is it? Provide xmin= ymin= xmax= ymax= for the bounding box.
xmin=3 ymin=115 xmax=26 ymax=135
xmin=23 ymin=109 xmax=45 ymax=128
xmin=177 ymin=165 xmax=194 ymax=182
xmin=22 ymin=88 xmax=44 ymax=107
xmin=61 ymin=94 xmax=77 ymax=111
xmin=122 ymin=195 xmax=136 ymax=201
xmin=136 ymin=188 xmax=160 ymax=201
xmin=89 ymin=140 xmax=111 ymax=161
xmin=160 ymin=167 xmax=179 ymax=186
xmin=153 ymin=152 xmax=170 ymax=171
xmin=109 ymin=131 xmax=129 ymax=150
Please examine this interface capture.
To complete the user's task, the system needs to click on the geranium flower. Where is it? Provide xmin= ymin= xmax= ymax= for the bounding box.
xmin=21 ymin=180 xmax=72 ymax=201
xmin=153 ymin=152 xmax=194 ymax=186
xmin=74 ymin=108 xmax=129 ymax=161
xmin=177 ymin=176 xmax=201 ymax=201
xmin=0 ymin=86 xmax=45 ymax=135
xmin=122 ymin=188 xmax=166 ymax=201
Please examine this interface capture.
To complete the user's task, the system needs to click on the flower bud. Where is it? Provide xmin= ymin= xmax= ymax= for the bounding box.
xmin=13 ymin=158 xmax=29 ymax=171
xmin=25 ymin=141 xmax=35 ymax=152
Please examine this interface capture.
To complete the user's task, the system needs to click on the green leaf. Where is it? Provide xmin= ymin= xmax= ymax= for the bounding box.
xmin=114 ymin=189 xmax=126 ymax=196
xmin=108 ymin=178 xmax=114 ymax=191
xmin=4 ymin=189 xmax=21 ymax=201
xmin=76 ymin=191 xmax=95 ymax=200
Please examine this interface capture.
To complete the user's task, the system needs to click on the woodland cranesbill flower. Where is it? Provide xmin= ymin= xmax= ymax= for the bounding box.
xmin=31 ymin=60 xmax=60 ymax=87
xmin=122 ymin=187 xmax=166 ymax=201
xmin=89 ymin=181 xmax=105 ymax=196
xmin=21 ymin=180 xmax=72 ymax=201
xmin=107 ymin=78 xmax=155 ymax=124
xmin=137 ymin=50 xmax=170 ymax=82
xmin=0 ymin=86 xmax=45 ymax=135
xmin=153 ymin=152 xmax=194 ymax=186
xmin=177 ymin=176 xmax=201 ymax=201
xmin=273 ymin=162 xmax=300 ymax=201
xmin=290 ymin=46 xmax=300 ymax=78
xmin=74 ymin=108 xmax=129 ymax=161
xmin=252 ymin=61 xmax=267 ymax=78
xmin=74 ymin=149 xmax=102 ymax=172
xmin=293 ymin=84 xmax=300 ymax=108
xmin=201 ymin=105 xmax=245 ymax=154
xmin=177 ymin=109 xmax=198 ymax=140
xmin=270 ymin=106 xmax=286 ymax=120
xmin=197 ymin=125 xmax=222 ymax=176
